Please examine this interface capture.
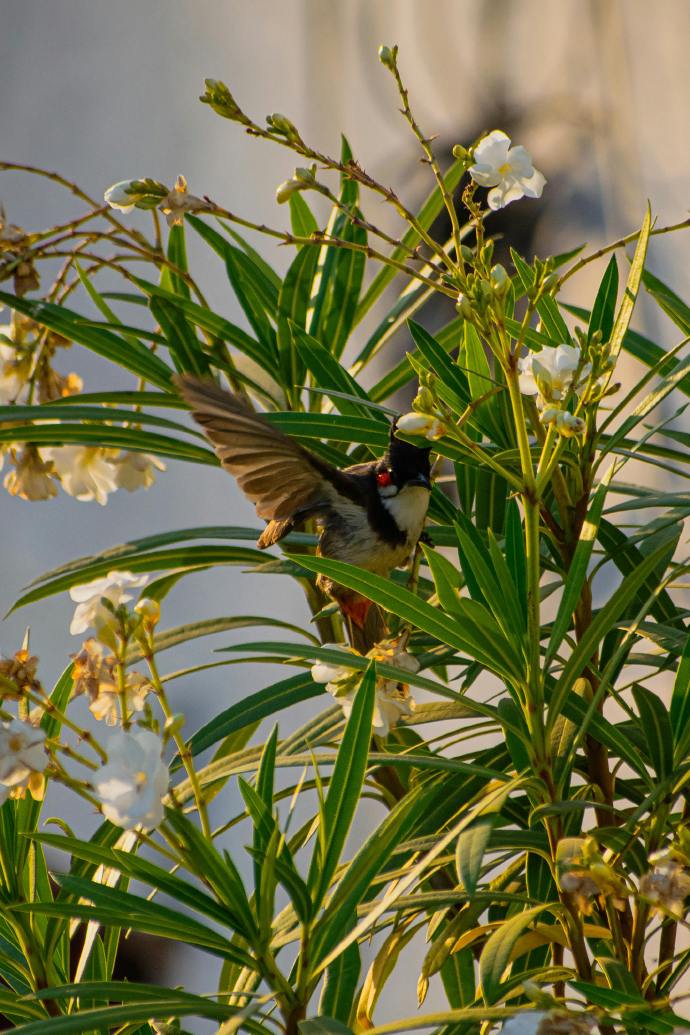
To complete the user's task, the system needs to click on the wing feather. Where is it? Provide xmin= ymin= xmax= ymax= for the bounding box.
xmin=174 ymin=374 xmax=338 ymax=521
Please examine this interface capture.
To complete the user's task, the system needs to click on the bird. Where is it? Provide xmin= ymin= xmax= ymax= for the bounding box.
xmin=174 ymin=374 xmax=432 ymax=637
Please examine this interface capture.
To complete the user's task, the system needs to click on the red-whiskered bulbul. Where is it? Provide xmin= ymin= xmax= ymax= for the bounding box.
xmin=175 ymin=375 xmax=431 ymax=630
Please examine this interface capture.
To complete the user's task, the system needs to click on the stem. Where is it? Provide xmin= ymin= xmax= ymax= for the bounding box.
xmin=388 ymin=56 xmax=462 ymax=275
xmin=558 ymin=215 xmax=690 ymax=287
xmin=145 ymin=649 xmax=212 ymax=839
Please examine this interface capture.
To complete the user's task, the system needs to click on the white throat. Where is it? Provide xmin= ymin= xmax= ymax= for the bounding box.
xmin=380 ymin=484 xmax=429 ymax=539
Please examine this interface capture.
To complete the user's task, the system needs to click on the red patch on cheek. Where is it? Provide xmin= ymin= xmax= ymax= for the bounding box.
xmin=376 ymin=470 xmax=392 ymax=487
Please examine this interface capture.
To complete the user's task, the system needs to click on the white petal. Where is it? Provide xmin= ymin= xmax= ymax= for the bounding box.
xmin=521 ymin=168 xmax=546 ymax=199
xmin=473 ymin=130 xmax=511 ymax=169
xmin=505 ymin=145 xmax=534 ymax=176
xmin=468 ymin=162 xmax=502 ymax=188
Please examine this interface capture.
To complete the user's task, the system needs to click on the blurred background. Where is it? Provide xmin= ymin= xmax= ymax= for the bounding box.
xmin=2 ymin=0 xmax=690 ymax=1026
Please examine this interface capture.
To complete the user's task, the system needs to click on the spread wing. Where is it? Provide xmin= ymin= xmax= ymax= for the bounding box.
xmin=174 ymin=374 xmax=342 ymax=522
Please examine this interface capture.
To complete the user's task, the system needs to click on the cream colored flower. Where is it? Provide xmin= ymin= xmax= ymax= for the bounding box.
xmin=4 ymin=446 xmax=57 ymax=500
xmin=311 ymin=645 xmax=358 ymax=688
xmin=0 ymin=719 xmax=47 ymax=788
xmin=42 ymin=445 xmax=118 ymax=505
xmin=640 ymin=860 xmax=690 ymax=917
xmin=159 ymin=175 xmax=206 ymax=227
xmin=93 ymin=729 xmax=169 ymax=830
xmin=396 ymin=412 xmax=447 ymax=441
xmin=518 ymin=344 xmax=590 ymax=404
xmin=469 ymin=130 xmax=546 ymax=211
xmin=111 ymin=451 xmax=166 ymax=492
xmin=69 ymin=571 xmax=149 ymax=637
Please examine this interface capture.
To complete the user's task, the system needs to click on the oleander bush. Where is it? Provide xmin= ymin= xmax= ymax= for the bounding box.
xmin=2 ymin=44 xmax=690 ymax=1035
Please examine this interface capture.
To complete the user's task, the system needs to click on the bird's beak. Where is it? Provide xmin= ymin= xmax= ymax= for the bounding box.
xmin=405 ymin=474 xmax=430 ymax=488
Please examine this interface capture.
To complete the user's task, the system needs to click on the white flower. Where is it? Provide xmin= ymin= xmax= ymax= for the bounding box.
xmin=396 ymin=412 xmax=447 ymax=441
xmin=540 ymin=408 xmax=586 ymax=438
xmin=0 ymin=719 xmax=47 ymax=788
xmin=469 ymin=130 xmax=546 ymax=211
xmin=69 ymin=571 xmax=149 ymax=637
xmin=518 ymin=344 xmax=590 ymax=403
xmin=311 ymin=645 xmax=356 ymax=687
xmin=0 ymin=339 xmax=30 ymax=404
xmin=93 ymin=729 xmax=168 ymax=830
xmin=111 ymin=451 xmax=166 ymax=492
xmin=320 ymin=640 xmax=418 ymax=737
xmin=42 ymin=445 xmax=118 ymax=504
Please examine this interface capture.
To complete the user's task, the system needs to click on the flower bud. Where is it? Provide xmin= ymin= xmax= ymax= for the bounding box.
xmin=104 ymin=179 xmax=168 ymax=213
xmin=412 ymin=386 xmax=436 ymax=413
xmin=378 ymin=44 xmax=397 ymax=71
xmin=452 ymin=144 xmax=469 ymax=162
xmin=396 ymin=412 xmax=447 ymax=441
xmin=455 ymin=293 xmax=474 ymax=321
xmin=135 ymin=598 xmax=160 ymax=628
xmin=266 ymin=113 xmax=301 ymax=141
xmin=490 ymin=264 xmax=509 ymax=296
xmin=199 ymin=79 xmax=246 ymax=122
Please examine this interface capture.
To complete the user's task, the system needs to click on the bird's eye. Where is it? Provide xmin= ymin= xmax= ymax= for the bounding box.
xmin=377 ymin=470 xmax=392 ymax=487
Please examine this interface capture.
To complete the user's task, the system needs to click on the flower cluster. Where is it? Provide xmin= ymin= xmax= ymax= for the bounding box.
xmin=0 ymin=309 xmax=165 ymax=503
xmin=312 ymin=637 xmax=418 ymax=736
xmin=519 ymin=343 xmax=590 ymax=438
xmin=71 ymin=638 xmax=151 ymax=724
xmin=4 ymin=443 xmax=165 ymax=504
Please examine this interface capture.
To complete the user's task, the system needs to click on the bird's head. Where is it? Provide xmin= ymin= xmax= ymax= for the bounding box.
xmin=374 ymin=418 xmax=431 ymax=499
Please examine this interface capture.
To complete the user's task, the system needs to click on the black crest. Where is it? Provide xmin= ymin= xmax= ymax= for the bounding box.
xmin=386 ymin=418 xmax=431 ymax=483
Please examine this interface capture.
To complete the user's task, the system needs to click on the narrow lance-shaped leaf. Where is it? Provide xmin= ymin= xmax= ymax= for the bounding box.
xmin=310 ymin=663 xmax=376 ymax=905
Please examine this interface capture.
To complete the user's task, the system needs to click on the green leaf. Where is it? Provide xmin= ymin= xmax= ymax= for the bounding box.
xmin=319 ymin=933 xmax=360 ymax=1025
xmin=299 ymin=1019 xmax=355 ymax=1035
xmin=588 ymin=255 xmax=619 ymax=343
xmin=296 ymin=555 xmax=524 ymax=682
xmin=290 ymin=191 xmax=319 ymax=240
xmin=671 ymin=631 xmax=690 ymax=756
xmin=548 ymin=537 xmax=677 ymax=725
xmin=0 ymin=422 xmax=214 ymax=465
xmin=292 ymin=326 xmax=385 ymax=422
xmin=150 ymin=296 xmax=210 ymax=376
xmin=456 ymin=815 xmax=501 ymax=895
xmin=643 ymin=267 xmax=690 ymax=335
xmin=312 ymin=664 xmax=376 ymax=904
xmin=546 ymin=475 xmax=611 ymax=663
xmin=309 ymin=211 xmax=366 ymax=359
xmin=631 ymin=683 xmax=673 ymax=778
xmin=479 ymin=904 xmax=553 ymax=1004
xmin=0 ymin=292 xmax=173 ymax=390
xmin=407 ymin=320 xmax=470 ymax=407
xmin=11 ymin=545 xmax=264 ymax=613
xmin=184 ymin=672 xmax=321 ymax=762
xmin=609 ymin=205 xmax=651 ymax=362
